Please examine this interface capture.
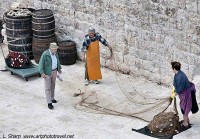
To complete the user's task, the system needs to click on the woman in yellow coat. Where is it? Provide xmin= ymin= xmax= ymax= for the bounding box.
xmin=81 ymin=28 xmax=112 ymax=85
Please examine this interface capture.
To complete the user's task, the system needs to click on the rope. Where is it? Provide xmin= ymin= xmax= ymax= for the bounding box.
xmin=7 ymin=36 xmax=32 ymax=39
xmin=32 ymin=19 xmax=55 ymax=25
xmin=32 ymin=27 xmax=55 ymax=32
xmin=73 ymin=47 xmax=174 ymax=122
xmin=8 ymin=43 xmax=31 ymax=47
xmin=5 ymin=17 xmax=32 ymax=21
xmin=33 ymin=33 xmax=55 ymax=38
xmin=9 ymin=50 xmax=32 ymax=53
xmin=110 ymin=48 xmax=169 ymax=104
xmin=32 ymin=15 xmax=54 ymax=20
xmin=4 ymin=37 xmax=30 ymax=44
xmin=6 ymin=27 xmax=31 ymax=31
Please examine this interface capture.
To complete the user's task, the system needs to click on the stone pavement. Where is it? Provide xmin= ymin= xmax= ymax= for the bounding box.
xmin=0 ymin=44 xmax=200 ymax=139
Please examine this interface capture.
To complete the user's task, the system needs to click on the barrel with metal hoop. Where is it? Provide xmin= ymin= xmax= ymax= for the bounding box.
xmin=57 ymin=40 xmax=77 ymax=65
xmin=5 ymin=9 xmax=34 ymax=60
xmin=32 ymin=9 xmax=55 ymax=39
xmin=32 ymin=36 xmax=56 ymax=63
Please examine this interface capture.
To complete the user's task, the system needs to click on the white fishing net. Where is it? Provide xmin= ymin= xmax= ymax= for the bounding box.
xmin=75 ymin=71 xmax=173 ymax=122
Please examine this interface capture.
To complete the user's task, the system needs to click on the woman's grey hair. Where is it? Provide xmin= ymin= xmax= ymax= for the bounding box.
xmin=88 ymin=27 xmax=95 ymax=33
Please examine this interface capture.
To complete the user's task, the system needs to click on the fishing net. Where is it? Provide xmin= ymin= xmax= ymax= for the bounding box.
xmin=148 ymin=111 xmax=180 ymax=136
xmin=75 ymin=83 xmax=173 ymax=122
xmin=74 ymin=51 xmax=175 ymax=122
xmin=5 ymin=51 xmax=33 ymax=69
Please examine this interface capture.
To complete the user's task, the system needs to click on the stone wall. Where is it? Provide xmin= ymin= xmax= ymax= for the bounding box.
xmin=1 ymin=0 xmax=200 ymax=85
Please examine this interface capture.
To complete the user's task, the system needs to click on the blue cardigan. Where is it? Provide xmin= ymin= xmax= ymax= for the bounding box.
xmin=173 ymin=70 xmax=190 ymax=94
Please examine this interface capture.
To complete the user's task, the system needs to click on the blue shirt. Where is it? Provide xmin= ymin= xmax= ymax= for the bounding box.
xmin=173 ymin=70 xmax=190 ymax=94
xmin=49 ymin=49 xmax=58 ymax=70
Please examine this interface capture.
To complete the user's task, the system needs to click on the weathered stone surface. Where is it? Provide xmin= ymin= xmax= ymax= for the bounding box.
xmin=1 ymin=0 xmax=200 ymax=85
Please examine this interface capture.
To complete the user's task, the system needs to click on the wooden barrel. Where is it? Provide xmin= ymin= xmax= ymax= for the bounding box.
xmin=5 ymin=9 xmax=34 ymax=59
xmin=32 ymin=9 xmax=55 ymax=39
xmin=57 ymin=40 xmax=77 ymax=65
xmin=32 ymin=36 xmax=56 ymax=63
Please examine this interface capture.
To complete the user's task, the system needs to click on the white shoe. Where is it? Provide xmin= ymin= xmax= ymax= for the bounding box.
xmin=94 ymin=80 xmax=99 ymax=84
xmin=85 ymin=79 xmax=89 ymax=86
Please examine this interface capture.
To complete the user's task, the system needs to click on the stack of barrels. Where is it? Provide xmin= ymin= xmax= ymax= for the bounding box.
xmin=4 ymin=8 xmax=77 ymax=65
xmin=57 ymin=40 xmax=77 ymax=65
xmin=32 ymin=9 xmax=56 ymax=63
xmin=5 ymin=8 xmax=34 ymax=60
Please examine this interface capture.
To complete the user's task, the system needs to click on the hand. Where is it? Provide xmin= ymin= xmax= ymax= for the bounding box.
xmin=170 ymin=93 xmax=176 ymax=99
xmin=170 ymin=87 xmax=177 ymax=99
xmin=41 ymin=74 xmax=47 ymax=78
xmin=172 ymin=87 xmax=175 ymax=94
xmin=58 ymin=70 xmax=62 ymax=74
xmin=170 ymin=93 xmax=177 ymax=99
xmin=81 ymin=52 xmax=86 ymax=61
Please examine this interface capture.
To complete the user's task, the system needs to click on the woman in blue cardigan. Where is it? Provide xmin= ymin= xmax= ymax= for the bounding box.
xmin=171 ymin=61 xmax=195 ymax=127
